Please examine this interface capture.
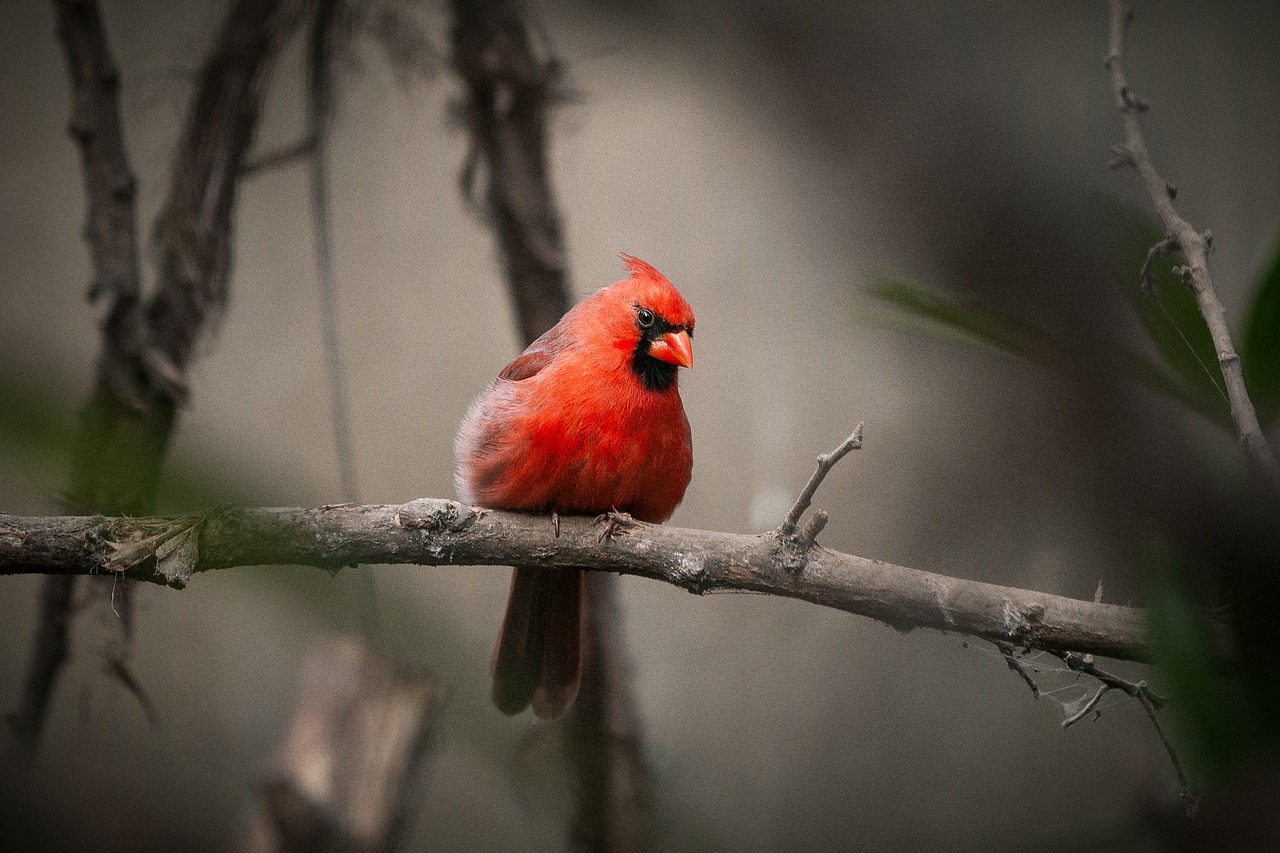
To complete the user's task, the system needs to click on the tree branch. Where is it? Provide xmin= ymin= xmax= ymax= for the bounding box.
xmin=11 ymin=0 xmax=151 ymax=761
xmin=450 ymin=0 xmax=571 ymax=343
xmin=1106 ymin=0 xmax=1279 ymax=488
xmin=0 ymin=501 xmax=1156 ymax=663
xmin=237 ymin=638 xmax=443 ymax=853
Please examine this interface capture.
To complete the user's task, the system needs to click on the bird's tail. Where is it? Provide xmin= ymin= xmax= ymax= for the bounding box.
xmin=491 ymin=566 xmax=583 ymax=719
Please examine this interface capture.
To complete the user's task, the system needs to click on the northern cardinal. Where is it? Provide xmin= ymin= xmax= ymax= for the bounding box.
xmin=455 ymin=255 xmax=695 ymax=719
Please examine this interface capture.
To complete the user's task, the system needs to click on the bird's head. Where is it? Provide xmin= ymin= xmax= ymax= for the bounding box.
xmin=601 ymin=254 xmax=695 ymax=392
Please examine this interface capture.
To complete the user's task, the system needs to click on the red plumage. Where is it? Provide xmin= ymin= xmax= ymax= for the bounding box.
xmin=455 ymin=255 xmax=695 ymax=718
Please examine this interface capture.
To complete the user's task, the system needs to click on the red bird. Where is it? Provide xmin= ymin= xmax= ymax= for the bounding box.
xmin=455 ymin=255 xmax=695 ymax=719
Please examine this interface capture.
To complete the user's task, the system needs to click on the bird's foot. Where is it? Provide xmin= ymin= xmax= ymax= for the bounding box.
xmin=592 ymin=509 xmax=634 ymax=543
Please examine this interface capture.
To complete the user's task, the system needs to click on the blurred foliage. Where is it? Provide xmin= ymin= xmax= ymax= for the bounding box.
xmin=871 ymin=208 xmax=1280 ymax=805
xmin=1241 ymin=234 xmax=1280 ymax=428
xmin=1141 ymin=537 xmax=1250 ymax=782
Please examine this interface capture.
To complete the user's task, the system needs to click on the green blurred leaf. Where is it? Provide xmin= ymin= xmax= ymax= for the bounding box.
xmin=1141 ymin=537 xmax=1250 ymax=783
xmin=869 ymin=275 xmax=1233 ymax=431
xmin=870 ymin=277 xmax=1062 ymax=367
xmin=1241 ymin=232 xmax=1280 ymax=428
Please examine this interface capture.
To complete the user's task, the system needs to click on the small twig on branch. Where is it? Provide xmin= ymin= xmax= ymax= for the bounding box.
xmin=994 ymin=641 xmax=1040 ymax=700
xmin=1105 ymin=0 xmax=1279 ymax=489
xmin=1053 ymin=650 xmax=1193 ymax=808
xmin=1057 ymin=651 xmax=1166 ymax=709
xmin=779 ymin=424 xmax=864 ymax=540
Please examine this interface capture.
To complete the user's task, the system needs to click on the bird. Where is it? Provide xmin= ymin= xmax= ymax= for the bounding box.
xmin=454 ymin=255 xmax=695 ymax=719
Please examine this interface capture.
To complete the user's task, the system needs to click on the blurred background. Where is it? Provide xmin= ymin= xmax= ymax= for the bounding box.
xmin=2 ymin=0 xmax=1279 ymax=849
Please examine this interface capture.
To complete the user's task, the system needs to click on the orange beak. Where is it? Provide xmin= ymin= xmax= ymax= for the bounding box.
xmin=648 ymin=329 xmax=693 ymax=369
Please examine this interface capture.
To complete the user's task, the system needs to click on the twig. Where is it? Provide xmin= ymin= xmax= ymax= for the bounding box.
xmin=1105 ymin=0 xmax=1279 ymax=489
xmin=1137 ymin=686 xmax=1198 ymax=815
xmin=994 ymin=641 xmax=1040 ymax=700
xmin=1054 ymin=650 xmax=1193 ymax=809
xmin=307 ymin=0 xmax=361 ymax=504
xmin=779 ymin=424 xmax=864 ymax=538
xmin=0 ymin=502 xmax=1165 ymax=665
xmin=1060 ymin=683 xmax=1108 ymax=728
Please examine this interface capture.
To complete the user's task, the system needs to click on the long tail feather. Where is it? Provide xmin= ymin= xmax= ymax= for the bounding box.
xmin=491 ymin=567 xmax=583 ymax=718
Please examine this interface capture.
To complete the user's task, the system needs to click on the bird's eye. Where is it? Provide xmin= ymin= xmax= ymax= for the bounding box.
xmin=636 ymin=307 xmax=655 ymax=328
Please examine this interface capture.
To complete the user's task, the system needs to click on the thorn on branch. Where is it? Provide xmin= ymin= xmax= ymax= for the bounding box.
xmin=1165 ymin=182 xmax=1177 ymax=200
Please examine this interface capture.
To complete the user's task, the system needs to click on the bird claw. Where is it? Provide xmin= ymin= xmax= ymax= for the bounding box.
xmin=592 ymin=510 xmax=633 ymax=543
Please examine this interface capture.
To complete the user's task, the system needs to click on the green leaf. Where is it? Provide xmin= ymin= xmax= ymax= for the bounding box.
xmin=1240 ymin=232 xmax=1280 ymax=428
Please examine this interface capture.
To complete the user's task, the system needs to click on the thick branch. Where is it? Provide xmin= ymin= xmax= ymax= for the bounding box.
xmin=0 ymin=502 xmax=1152 ymax=663
xmin=450 ymin=0 xmax=571 ymax=342
xmin=1106 ymin=1 xmax=1279 ymax=487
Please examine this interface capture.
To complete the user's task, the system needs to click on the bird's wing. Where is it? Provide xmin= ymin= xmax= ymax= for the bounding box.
xmin=497 ymin=321 xmax=573 ymax=382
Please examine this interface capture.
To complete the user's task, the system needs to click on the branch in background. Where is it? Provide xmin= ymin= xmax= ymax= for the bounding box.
xmin=10 ymin=0 xmax=150 ymax=760
xmin=1106 ymin=0 xmax=1279 ymax=490
xmin=450 ymin=2 xmax=649 ymax=848
xmin=148 ymin=0 xmax=310 ymax=380
xmin=307 ymin=0 xmax=361 ymax=504
xmin=238 ymin=638 xmax=444 ymax=853
xmin=9 ymin=0 xmax=309 ymax=760
xmin=450 ymin=0 xmax=571 ymax=342
xmin=568 ymin=572 xmax=654 ymax=853
xmin=0 ymin=500 xmax=1158 ymax=665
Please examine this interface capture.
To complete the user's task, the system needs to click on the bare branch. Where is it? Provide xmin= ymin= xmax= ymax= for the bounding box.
xmin=0 ymin=502 xmax=1160 ymax=664
xmin=1106 ymin=0 xmax=1279 ymax=488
